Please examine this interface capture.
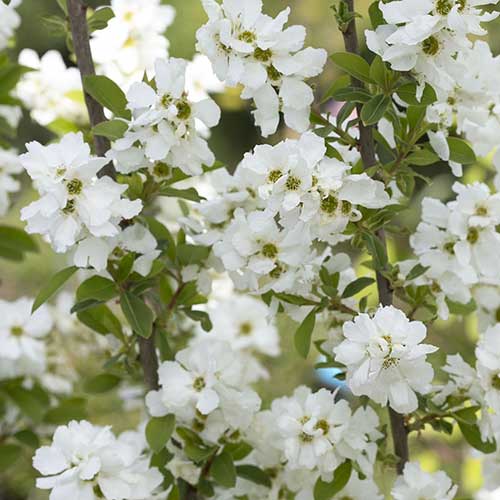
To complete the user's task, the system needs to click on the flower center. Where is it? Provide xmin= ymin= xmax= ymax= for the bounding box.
xmin=435 ymin=0 xmax=453 ymax=14
xmin=66 ymin=178 xmax=83 ymax=196
xmin=239 ymin=321 xmax=253 ymax=335
xmin=321 ymin=195 xmax=339 ymax=214
xmin=314 ymin=419 xmax=330 ymax=434
xmin=491 ymin=374 xmax=500 ymax=391
xmin=467 ymin=227 xmax=479 ymax=244
xmin=422 ymin=36 xmax=440 ymax=56
xmin=62 ymin=199 xmax=76 ymax=214
xmin=285 ymin=175 xmax=301 ymax=191
xmin=267 ymin=169 xmax=282 ymax=183
xmin=262 ymin=243 xmax=278 ymax=259
xmin=267 ymin=65 xmax=281 ymax=82
xmin=193 ymin=377 xmax=206 ymax=392
xmin=238 ymin=30 xmax=256 ymax=43
xmin=254 ymin=47 xmax=272 ymax=62
xmin=10 ymin=325 xmax=23 ymax=336
xmin=176 ymin=100 xmax=191 ymax=120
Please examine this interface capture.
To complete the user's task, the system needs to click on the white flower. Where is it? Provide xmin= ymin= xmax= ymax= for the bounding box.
xmin=17 ymin=49 xmax=87 ymax=126
xmin=0 ymin=148 xmax=22 ymax=215
xmin=146 ymin=339 xmax=260 ymax=442
xmin=196 ymin=0 xmax=326 ymax=136
xmin=91 ymin=0 xmax=175 ymax=89
xmin=476 ymin=324 xmax=500 ymax=413
xmin=109 ymin=58 xmax=220 ymax=177
xmin=0 ymin=0 xmax=21 ymax=51
xmin=0 ymin=297 xmax=52 ymax=380
xmin=20 ymin=132 xmax=142 ymax=254
xmin=33 ymin=421 xmax=163 ymax=500
xmin=391 ymin=461 xmax=457 ymax=500
xmin=272 ymin=386 xmax=351 ymax=472
xmin=334 ymin=305 xmax=438 ymax=413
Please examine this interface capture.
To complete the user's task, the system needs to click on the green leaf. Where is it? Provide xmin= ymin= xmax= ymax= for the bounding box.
xmin=236 ymin=465 xmax=272 ymax=488
xmin=211 ymin=451 xmax=237 ymax=488
xmin=120 ymin=291 xmax=154 ymax=338
xmin=184 ymin=309 xmax=212 ymax=332
xmin=294 ymin=309 xmax=316 ymax=359
xmin=342 ymin=277 xmax=375 ymax=298
xmin=396 ymin=82 xmax=437 ymax=106
xmin=275 ymin=293 xmax=319 ymax=306
xmin=177 ymin=244 xmax=210 ymax=266
xmin=406 ymin=148 xmax=439 ymax=166
xmin=13 ymin=429 xmax=39 ymax=448
xmin=313 ymin=460 xmax=352 ymax=500
xmin=76 ymin=276 xmax=118 ymax=302
xmin=368 ymin=1 xmax=385 ymax=28
xmin=5 ymin=386 xmax=49 ymax=422
xmin=32 ymin=266 xmax=78 ymax=312
xmin=360 ymin=94 xmax=391 ymax=125
xmin=158 ymin=186 xmax=205 ymax=202
xmin=0 ymin=444 xmax=22 ymax=472
xmin=362 ymin=233 xmax=388 ymax=270
xmin=406 ymin=264 xmax=429 ymax=281
xmin=458 ymin=421 xmax=496 ymax=454
xmin=369 ymin=56 xmax=390 ymax=88
xmin=146 ymin=415 xmax=176 ymax=453
xmin=330 ymin=52 xmax=373 ymax=83
xmin=331 ymin=86 xmax=371 ymax=103
xmin=56 ymin=0 xmax=67 ymax=14
xmin=77 ymin=304 xmax=123 ymax=339
xmin=92 ymin=119 xmax=128 ymax=140
xmin=447 ymin=137 xmax=476 ymax=164
xmin=87 ymin=6 xmax=115 ymax=32
xmin=224 ymin=441 xmax=253 ymax=461
xmin=83 ymin=75 xmax=130 ymax=119
xmin=44 ymin=398 xmax=87 ymax=425
xmin=445 ymin=298 xmax=476 ymax=316
xmin=0 ymin=226 xmax=38 ymax=256
xmin=83 ymin=374 xmax=121 ymax=394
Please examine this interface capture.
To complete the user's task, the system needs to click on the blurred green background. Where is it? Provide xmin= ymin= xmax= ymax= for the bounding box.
xmin=2 ymin=0 xmax=500 ymax=498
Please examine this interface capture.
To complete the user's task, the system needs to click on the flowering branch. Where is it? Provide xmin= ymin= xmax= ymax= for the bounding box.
xmin=67 ymin=0 xmax=113 ymax=177
xmin=336 ymin=0 xmax=409 ymax=474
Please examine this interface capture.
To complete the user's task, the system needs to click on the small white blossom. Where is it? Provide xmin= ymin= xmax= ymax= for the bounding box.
xmin=20 ymin=132 xmax=142 ymax=255
xmin=391 ymin=461 xmax=457 ymax=500
xmin=334 ymin=305 xmax=437 ymax=413
xmin=33 ymin=421 xmax=163 ymax=500
xmin=0 ymin=0 xmax=21 ymax=51
xmin=0 ymin=148 xmax=22 ymax=215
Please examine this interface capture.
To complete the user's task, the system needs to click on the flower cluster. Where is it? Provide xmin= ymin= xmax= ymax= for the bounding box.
xmin=109 ymin=57 xmax=220 ymax=177
xmin=187 ymin=131 xmax=390 ymax=294
xmin=17 ymin=49 xmax=87 ymax=127
xmin=33 ymin=420 xmax=163 ymax=500
xmin=436 ymin=324 xmax=500 ymax=441
xmin=407 ymin=182 xmax=500 ymax=321
xmin=334 ymin=305 xmax=438 ymax=414
xmin=196 ymin=0 xmax=327 ymax=136
xmin=90 ymin=0 xmax=176 ymax=89
xmin=146 ymin=339 xmax=261 ymax=444
xmin=241 ymin=386 xmax=382 ymax=497
xmin=366 ymin=0 xmax=500 ymax=179
xmin=20 ymin=132 xmax=142 ymax=261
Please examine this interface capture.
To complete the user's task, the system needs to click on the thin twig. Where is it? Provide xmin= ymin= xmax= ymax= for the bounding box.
xmin=67 ymin=0 xmax=114 ymax=177
xmin=337 ymin=0 xmax=409 ymax=474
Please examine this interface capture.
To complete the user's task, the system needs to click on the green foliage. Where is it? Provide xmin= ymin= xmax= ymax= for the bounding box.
xmin=146 ymin=415 xmax=176 ymax=453
xmin=294 ymin=309 xmax=317 ymax=359
xmin=330 ymin=52 xmax=373 ymax=84
xmin=87 ymin=7 xmax=115 ymax=33
xmin=447 ymin=137 xmax=476 ymax=164
xmin=92 ymin=119 xmax=128 ymax=139
xmin=83 ymin=75 xmax=131 ymax=119
xmin=0 ymin=444 xmax=22 ymax=472
xmin=313 ymin=460 xmax=352 ymax=500
xmin=342 ymin=277 xmax=375 ymax=298
xmin=211 ymin=451 xmax=237 ymax=488
xmin=0 ymin=226 xmax=38 ymax=261
xmin=158 ymin=186 xmax=205 ymax=202
xmin=361 ymin=94 xmax=391 ymax=125
xmin=83 ymin=374 xmax=121 ymax=394
xmin=120 ymin=291 xmax=155 ymax=338
xmin=76 ymin=275 xmax=119 ymax=302
xmin=236 ymin=465 xmax=272 ymax=488
xmin=32 ymin=266 xmax=78 ymax=312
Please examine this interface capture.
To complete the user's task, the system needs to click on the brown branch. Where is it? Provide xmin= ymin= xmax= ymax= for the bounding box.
xmin=138 ymin=332 xmax=159 ymax=391
xmin=337 ymin=0 xmax=409 ymax=475
xmin=67 ymin=0 xmax=114 ymax=177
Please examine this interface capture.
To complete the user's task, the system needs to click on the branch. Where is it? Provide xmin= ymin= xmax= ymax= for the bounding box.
xmin=67 ymin=0 xmax=114 ymax=177
xmin=138 ymin=333 xmax=159 ymax=391
xmin=337 ymin=0 xmax=409 ymax=474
